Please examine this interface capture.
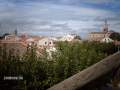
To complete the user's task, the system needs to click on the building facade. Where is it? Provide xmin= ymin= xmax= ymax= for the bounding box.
xmin=88 ymin=20 xmax=115 ymax=42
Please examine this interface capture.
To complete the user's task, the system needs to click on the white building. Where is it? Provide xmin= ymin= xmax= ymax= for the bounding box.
xmin=37 ymin=38 xmax=55 ymax=47
xmin=101 ymin=37 xmax=113 ymax=43
xmin=59 ymin=34 xmax=76 ymax=41
xmin=37 ymin=37 xmax=56 ymax=58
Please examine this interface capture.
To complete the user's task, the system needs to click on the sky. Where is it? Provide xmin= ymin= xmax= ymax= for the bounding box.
xmin=0 ymin=0 xmax=120 ymax=38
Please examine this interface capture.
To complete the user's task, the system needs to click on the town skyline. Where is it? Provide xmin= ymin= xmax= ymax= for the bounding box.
xmin=0 ymin=0 xmax=120 ymax=38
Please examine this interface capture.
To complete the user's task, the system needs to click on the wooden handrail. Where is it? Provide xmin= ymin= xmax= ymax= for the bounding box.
xmin=48 ymin=52 xmax=120 ymax=90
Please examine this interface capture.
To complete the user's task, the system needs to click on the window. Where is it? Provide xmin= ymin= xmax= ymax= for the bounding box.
xmin=49 ymin=42 xmax=51 ymax=44
xmin=45 ymin=42 xmax=47 ymax=44
xmin=105 ymin=39 xmax=106 ymax=41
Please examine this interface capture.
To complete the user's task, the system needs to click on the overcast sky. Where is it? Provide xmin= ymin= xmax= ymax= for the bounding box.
xmin=0 ymin=0 xmax=120 ymax=38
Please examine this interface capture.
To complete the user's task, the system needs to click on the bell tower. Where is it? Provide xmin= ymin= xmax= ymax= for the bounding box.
xmin=103 ymin=19 xmax=108 ymax=32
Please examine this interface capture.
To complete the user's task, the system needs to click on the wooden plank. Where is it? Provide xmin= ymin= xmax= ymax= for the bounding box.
xmin=48 ymin=52 xmax=120 ymax=90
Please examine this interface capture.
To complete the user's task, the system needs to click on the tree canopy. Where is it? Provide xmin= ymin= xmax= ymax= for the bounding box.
xmin=110 ymin=32 xmax=120 ymax=41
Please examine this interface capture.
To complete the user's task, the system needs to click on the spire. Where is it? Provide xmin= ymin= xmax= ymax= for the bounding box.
xmin=14 ymin=28 xmax=18 ymax=36
xmin=103 ymin=19 xmax=108 ymax=32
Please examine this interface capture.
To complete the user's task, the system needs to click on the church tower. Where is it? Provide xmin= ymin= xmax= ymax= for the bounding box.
xmin=103 ymin=19 xmax=108 ymax=32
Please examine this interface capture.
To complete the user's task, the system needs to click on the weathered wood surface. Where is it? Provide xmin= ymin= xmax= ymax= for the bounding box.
xmin=48 ymin=52 xmax=120 ymax=90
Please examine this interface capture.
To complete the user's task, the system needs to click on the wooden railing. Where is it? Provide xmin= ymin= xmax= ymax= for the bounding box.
xmin=48 ymin=52 xmax=120 ymax=90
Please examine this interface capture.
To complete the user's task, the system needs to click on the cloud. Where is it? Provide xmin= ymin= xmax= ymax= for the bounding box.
xmin=0 ymin=0 xmax=120 ymax=38
xmin=82 ymin=0 xmax=117 ymax=4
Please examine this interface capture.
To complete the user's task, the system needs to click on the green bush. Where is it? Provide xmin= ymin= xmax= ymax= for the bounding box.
xmin=0 ymin=42 xmax=117 ymax=90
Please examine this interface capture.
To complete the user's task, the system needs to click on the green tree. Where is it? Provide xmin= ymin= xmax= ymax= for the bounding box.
xmin=110 ymin=32 xmax=120 ymax=41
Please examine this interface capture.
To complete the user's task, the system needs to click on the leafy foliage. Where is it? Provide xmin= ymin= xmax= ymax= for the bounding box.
xmin=110 ymin=32 xmax=120 ymax=41
xmin=0 ymin=41 xmax=117 ymax=90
